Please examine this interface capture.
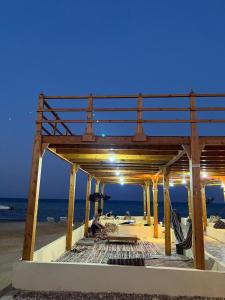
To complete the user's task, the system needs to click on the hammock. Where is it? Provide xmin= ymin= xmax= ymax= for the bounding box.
xmin=171 ymin=210 xmax=192 ymax=254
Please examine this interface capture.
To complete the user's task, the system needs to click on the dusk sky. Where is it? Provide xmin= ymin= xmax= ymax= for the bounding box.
xmin=1 ymin=1 xmax=225 ymax=202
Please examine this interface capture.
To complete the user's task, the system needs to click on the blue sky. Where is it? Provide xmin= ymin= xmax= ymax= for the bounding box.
xmin=0 ymin=0 xmax=225 ymax=202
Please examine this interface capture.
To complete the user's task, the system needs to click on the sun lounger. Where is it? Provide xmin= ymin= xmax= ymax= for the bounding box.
xmin=46 ymin=217 xmax=55 ymax=223
xmin=59 ymin=217 xmax=67 ymax=223
xmin=106 ymin=233 xmax=138 ymax=243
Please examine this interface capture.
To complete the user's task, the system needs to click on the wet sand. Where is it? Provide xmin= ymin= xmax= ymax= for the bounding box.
xmin=0 ymin=222 xmax=70 ymax=291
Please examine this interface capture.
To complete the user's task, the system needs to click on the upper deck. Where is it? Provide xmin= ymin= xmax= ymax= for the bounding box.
xmin=37 ymin=92 xmax=225 ymax=185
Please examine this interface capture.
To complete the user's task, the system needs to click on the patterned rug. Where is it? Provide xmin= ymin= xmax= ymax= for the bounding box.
xmin=56 ymin=240 xmax=193 ymax=268
xmin=57 ymin=240 xmax=160 ymax=264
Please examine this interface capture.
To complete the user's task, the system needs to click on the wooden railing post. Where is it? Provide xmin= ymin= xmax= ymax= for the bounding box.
xmin=152 ymin=176 xmax=159 ymax=238
xmin=66 ymin=164 xmax=79 ymax=251
xmin=83 ymin=94 xmax=95 ymax=141
xmin=163 ymin=168 xmax=171 ymax=256
xmin=133 ymin=93 xmax=147 ymax=141
xmin=145 ymin=181 xmax=151 ymax=225
xmin=142 ymin=184 xmax=147 ymax=220
xmin=22 ymin=93 xmax=45 ymax=261
xmin=100 ymin=183 xmax=105 ymax=212
xmin=53 ymin=115 xmax=57 ymax=135
xmin=84 ymin=175 xmax=93 ymax=237
xmin=189 ymin=92 xmax=205 ymax=269
xmin=94 ymin=179 xmax=100 ymax=215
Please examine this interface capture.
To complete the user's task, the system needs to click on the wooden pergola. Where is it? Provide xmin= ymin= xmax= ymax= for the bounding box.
xmin=22 ymin=92 xmax=225 ymax=270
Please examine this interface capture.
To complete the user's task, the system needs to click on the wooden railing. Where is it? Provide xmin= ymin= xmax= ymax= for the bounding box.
xmin=37 ymin=92 xmax=225 ymax=140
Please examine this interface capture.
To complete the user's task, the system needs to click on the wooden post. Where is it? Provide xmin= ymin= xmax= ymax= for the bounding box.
xmin=22 ymin=93 xmax=45 ymax=261
xmin=186 ymin=185 xmax=192 ymax=219
xmin=133 ymin=94 xmax=147 ymax=141
xmin=223 ymin=184 xmax=225 ymax=202
xmin=145 ymin=181 xmax=151 ymax=225
xmin=83 ymin=94 xmax=95 ymax=141
xmin=142 ymin=185 xmax=147 ymax=220
xmin=152 ymin=177 xmax=159 ymax=238
xmin=66 ymin=164 xmax=78 ymax=251
xmin=189 ymin=92 xmax=205 ymax=269
xmin=163 ymin=169 xmax=171 ymax=256
xmin=100 ymin=183 xmax=105 ymax=212
xmin=201 ymin=184 xmax=208 ymax=231
xmin=84 ymin=175 xmax=93 ymax=237
xmin=94 ymin=179 xmax=100 ymax=215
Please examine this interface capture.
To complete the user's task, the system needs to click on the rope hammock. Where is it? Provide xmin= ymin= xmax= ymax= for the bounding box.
xmin=171 ymin=207 xmax=192 ymax=254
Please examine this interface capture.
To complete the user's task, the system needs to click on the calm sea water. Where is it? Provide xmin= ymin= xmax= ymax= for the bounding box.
xmin=0 ymin=198 xmax=225 ymax=222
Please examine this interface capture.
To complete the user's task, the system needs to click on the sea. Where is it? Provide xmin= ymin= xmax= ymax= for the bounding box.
xmin=0 ymin=198 xmax=225 ymax=223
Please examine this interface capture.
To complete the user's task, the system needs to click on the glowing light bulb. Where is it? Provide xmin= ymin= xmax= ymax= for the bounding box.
xmin=109 ymin=156 xmax=115 ymax=163
xmin=182 ymin=178 xmax=186 ymax=184
xmin=201 ymin=172 xmax=208 ymax=178
xmin=119 ymin=177 xmax=124 ymax=185
xmin=116 ymin=171 xmax=120 ymax=176
xmin=170 ymin=182 xmax=174 ymax=187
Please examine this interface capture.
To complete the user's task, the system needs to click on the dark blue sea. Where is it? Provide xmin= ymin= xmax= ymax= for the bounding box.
xmin=0 ymin=198 xmax=225 ymax=223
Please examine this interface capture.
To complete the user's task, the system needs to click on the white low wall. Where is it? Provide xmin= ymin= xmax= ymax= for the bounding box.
xmin=185 ymin=248 xmax=225 ymax=271
xmin=206 ymin=226 xmax=225 ymax=244
xmin=33 ymin=225 xmax=84 ymax=262
xmin=205 ymin=251 xmax=225 ymax=271
xmin=13 ymin=261 xmax=225 ymax=298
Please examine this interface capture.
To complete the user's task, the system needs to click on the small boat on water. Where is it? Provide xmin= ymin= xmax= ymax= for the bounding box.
xmin=0 ymin=205 xmax=14 ymax=210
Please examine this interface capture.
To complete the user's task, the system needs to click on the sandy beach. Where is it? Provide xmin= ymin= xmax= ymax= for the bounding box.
xmin=0 ymin=221 xmax=76 ymax=292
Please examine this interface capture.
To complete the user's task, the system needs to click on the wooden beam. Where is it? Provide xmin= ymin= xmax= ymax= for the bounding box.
xmin=142 ymin=185 xmax=147 ymax=220
xmin=133 ymin=94 xmax=147 ymax=141
xmin=201 ymin=184 xmax=208 ymax=231
xmin=22 ymin=93 xmax=44 ymax=261
xmin=43 ymin=101 xmax=73 ymax=135
xmin=56 ymin=149 xmax=178 ymax=155
xmin=43 ymin=135 xmax=189 ymax=145
xmin=63 ymin=153 xmax=174 ymax=161
xmin=50 ymin=144 xmax=184 ymax=151
xmin=189 ymin=93 xmax=205 ymax=270
xmin=84 ymin=175 xmax=93 ymax=237
xmin=163 ymin=169 xmax=171 ymax=256
xmin=66 ymin=164 xmax=78 ymax=251
xmin=163 ymin=150 xmax=186 ymax=169
xmin=152 ymin=177 xmax=159 ymax=238
xmin=94 ymin=179 xmax=100 ymax=215
xmin=155 ymin=149 xmax=186 ymax=177
xmin=47 ymin=148 xmax=72 ymax=165
xmin=186 ymin=185 xmax=192 ymax=218
xmin=145 ymin=181 xmax=151 ymax=225
xmin=82 ymin=95 xmax=95 ymax=141
xmin=100 ymin=183 xmax=105 ymax=212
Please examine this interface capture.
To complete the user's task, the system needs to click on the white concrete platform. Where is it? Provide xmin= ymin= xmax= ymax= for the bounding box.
xmin=13 ymin=261 xmax=225 ymax=298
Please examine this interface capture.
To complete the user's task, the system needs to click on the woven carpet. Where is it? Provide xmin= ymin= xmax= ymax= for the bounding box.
xmin=57 ymin=240 xmax=160 ymax=264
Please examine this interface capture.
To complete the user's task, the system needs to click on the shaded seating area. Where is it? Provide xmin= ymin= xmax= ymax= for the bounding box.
xmin=57 ymin=237 xmax=193 ymax=268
